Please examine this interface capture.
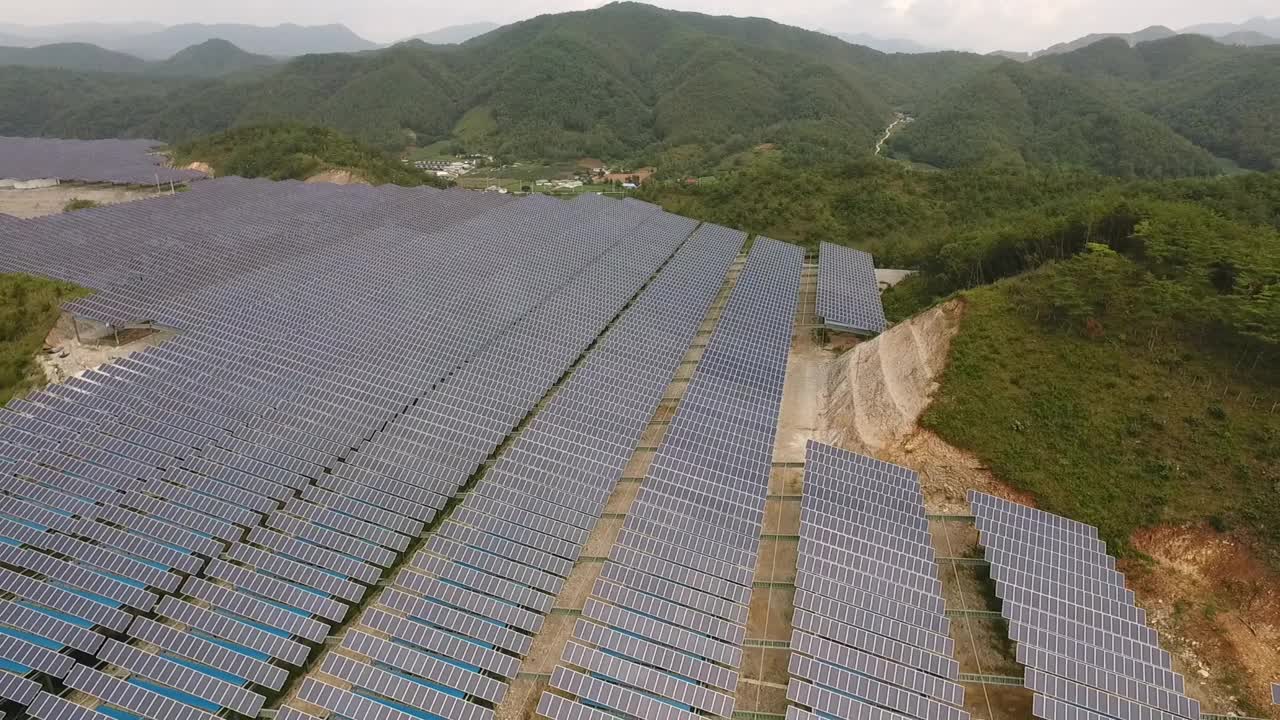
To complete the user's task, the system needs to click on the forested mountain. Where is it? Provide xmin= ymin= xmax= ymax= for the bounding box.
xmin=0 ymin=3 xmax=1274 ymax=176
xmin=888 ymin=61 xmax=1220 ymax=177
xmin=147 ymin=39 xmax=278 ymax=78
xmin=0 ymin=3 xmax=993 ymax=164
xmin=1035 ymin=36 xmax=1280 ymax=170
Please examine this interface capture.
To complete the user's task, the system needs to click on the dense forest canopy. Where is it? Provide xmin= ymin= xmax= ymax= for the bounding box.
xmin=1 ymin=3 xmax=1276 ymax=176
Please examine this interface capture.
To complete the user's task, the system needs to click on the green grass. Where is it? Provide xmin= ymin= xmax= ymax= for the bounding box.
xmin=405 ymin=141 xmax=456 ymax=162
xmin=0 ymin=274 xmax=88 ymax=405
xmin=925 ymin=281 xmax=1280 ymax=559
xmin=62 ymin=198 xmax=100 ymax=212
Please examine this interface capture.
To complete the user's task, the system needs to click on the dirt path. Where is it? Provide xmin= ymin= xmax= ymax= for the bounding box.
xmin=0 ymin=184 xmax=163 ymax=219
xmin=875 ymin=113 xmax=912 ymax=156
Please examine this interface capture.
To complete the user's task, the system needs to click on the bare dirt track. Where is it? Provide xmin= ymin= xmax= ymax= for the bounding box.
xmin=305 ymin=169 xmax=370 ymax=185
xmin=0 ymin=183 xmax=161 ymax=219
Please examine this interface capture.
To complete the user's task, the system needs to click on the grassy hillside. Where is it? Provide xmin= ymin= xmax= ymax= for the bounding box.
xmin=173 ymin=125 xmax=449 ymax=186
xmin=887 ymin=61 xmax=1220 ymax=177
xmin=924 ymin=231 xmax=1278 ymax=560
xmin=898 ymin=179 xmax=1280 ymax=559
xmin=0 ymin=274 xmax=86 ymax=405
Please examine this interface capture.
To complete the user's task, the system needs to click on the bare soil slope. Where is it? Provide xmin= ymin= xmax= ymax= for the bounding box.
xmin=0 ymin=184 xmax=160 ymax=219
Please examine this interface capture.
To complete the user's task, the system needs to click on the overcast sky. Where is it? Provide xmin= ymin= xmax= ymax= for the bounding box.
xmin=5 ymin=0 xmax=1275 ymax=52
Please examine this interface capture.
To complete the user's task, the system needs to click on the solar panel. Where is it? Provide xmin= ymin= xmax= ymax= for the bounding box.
xmin=541 ymin=235 xmax=800 ymax=719
xmin=98 ymin=639 xmax=265 ymax=716
xmin=0 ymin=668 xmax=39 ymax=705
xmin=61 ymin=664 xmax=220 ymax=720
xmin=155 ymin=596 xmax=309 ymax=667
xmin=817 ymin=242 xmax=887 ymax=334
xmin=786 ymin=442 xmax=967 ymax=720
xmin=0 ymin=137 xmax=206 ymax=184
xmin=25 ymin=692 xmax=113 ymax=720
xmin=969 ymin=491 xmax=1200 ymax=720
xmin=0 ymin=600 xmax=105 ymax=654
xmin=127 ymin=616 xmax=288 ymax=690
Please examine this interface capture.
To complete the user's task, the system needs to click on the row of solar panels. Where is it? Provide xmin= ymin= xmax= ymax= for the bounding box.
xmin=0 ymin=184 xmax=722 ymax=719
xmin=0 ymin=136 xmax=205 ymax=185
xmin=786 ymin=441 xmax=968 ymax=720
xmin=536 ymin=236 xmax=804 ymax=720
xmin=281 ymin=219 xmax=747 ymax=720
xmin=817 ymin=242 xmax=886 ymax=335
xmin=0 ymin=178 xmax=512 ymax=323
xmin=969 ymin=491 xmax=1203 ymax=720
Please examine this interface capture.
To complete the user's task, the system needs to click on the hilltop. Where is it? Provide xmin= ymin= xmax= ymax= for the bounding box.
xmin=0 ymin=38 xmax=279 ymax=78
xmin=887 ymin=59 xmax=1220 ymax=177
xmin=407 ymin=22 xmax=500 ymax=44
xmin=0 ymin=3 xmax=1276 ymax=176
xmin=0 ymin=21 xmax=378 ymax=58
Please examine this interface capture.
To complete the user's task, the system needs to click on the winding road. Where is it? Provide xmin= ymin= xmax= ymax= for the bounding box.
xmin=876 ymin=114 xmax=911 ymax=156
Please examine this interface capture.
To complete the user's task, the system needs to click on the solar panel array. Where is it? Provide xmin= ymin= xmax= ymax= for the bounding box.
xmin=0 ymin=136 xmax=205 ymax=185
xmin=0 ymin=179 xmax=735 ymax=719
xmin=968 ymin=491 xmax=1202 ymax=720
xmin=816 ymin=242 xmax=886 ymax=334
xmin=787 ymin=441 xmax=967 ymax=720
xmin=539 ymin=236 xmax=803 ymax=720
xmin=1272 ymin=683 xmax=1279 ymax=705
xmin=283 ymin=222 xmax=746 ymax=720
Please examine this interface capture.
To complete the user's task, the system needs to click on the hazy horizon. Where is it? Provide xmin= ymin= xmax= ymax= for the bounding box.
xmin=2 ymin=0 xmax=1276 ymax=53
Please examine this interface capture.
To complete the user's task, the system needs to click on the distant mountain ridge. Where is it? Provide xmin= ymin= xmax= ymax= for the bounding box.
xmin=827 ymin=32 xmax=935 ymax=54
xmin=1181 ymin=16 xmax=1280 ymax=39
xmin=0 ymin=38 xmax=278 ymax=77
xmin=0 ymin=42 xmax=148 ymax=74
xmin=993 ymin=18 xmax=1278 ymax=60
xmin=0 ymin=3 xmax=1275 ymax=176
xmin=0 ymin=21 xmax=377 ymax=58
xmin=408 ymin=22 xmax=500 ymax=45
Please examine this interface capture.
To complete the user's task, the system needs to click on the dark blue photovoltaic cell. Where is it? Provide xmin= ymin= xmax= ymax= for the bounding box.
xmin=817 ymin=242 xmax=886 ymax=334
xmin=540 ymin=236 xmax=802 ymax=719
xmin=969 ymin=491 xmax=1201 ymax=720
xmin=786 ymin=442 xmax=966 ymax=720
xmin=0 ymin=179 xmax=786 ymax=720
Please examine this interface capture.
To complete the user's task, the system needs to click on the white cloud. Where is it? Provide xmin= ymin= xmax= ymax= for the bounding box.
xmin=3 ymin=0 xmax=1275 ymax=51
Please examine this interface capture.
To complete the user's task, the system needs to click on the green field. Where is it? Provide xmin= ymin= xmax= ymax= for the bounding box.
xmin=926 ymin=275 xmax=1279 ymax=559
xmin=0 ymin=274 xmax=87 ymax=405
